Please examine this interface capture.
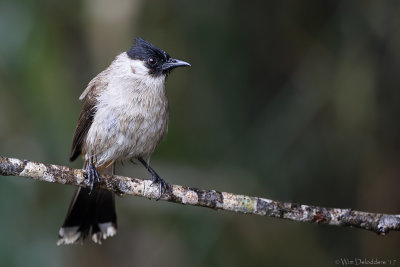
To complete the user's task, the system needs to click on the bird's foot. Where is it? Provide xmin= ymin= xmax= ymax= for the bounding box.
xmin=84 ymin=160 xmax=100 ymax=194
xmin=150 ymin=173 xmax=168 ymax=200
xmin=137 ymin=157 xmax=168 ymax=200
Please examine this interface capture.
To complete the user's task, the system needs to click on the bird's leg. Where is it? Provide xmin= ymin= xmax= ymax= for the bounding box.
xmin=138 ymin=157 xmax=168 ymax=199
xmin=84 ymin=155 xmax=100 ymax=194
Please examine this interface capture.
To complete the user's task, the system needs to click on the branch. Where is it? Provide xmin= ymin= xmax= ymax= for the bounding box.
xmin=1 ymin=156 xmax=399 ymax=235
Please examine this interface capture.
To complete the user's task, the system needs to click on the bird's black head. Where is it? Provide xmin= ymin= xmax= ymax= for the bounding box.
xmin=127 ymin=37 xmax=190 ymax=76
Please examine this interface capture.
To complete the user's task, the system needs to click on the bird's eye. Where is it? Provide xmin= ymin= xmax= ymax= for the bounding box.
xmin=148 ymin=57 xmax=157 ymax=65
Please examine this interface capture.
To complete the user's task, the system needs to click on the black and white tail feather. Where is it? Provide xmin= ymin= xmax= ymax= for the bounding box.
xmin=57 ymin=166 xmax=117 ymax=245
xmin=57 ymin=187 xmax=117 ymax=245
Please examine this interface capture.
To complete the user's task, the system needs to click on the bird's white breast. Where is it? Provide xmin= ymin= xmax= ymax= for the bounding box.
xmin=84 ymin=53 xmax=169 ymax=166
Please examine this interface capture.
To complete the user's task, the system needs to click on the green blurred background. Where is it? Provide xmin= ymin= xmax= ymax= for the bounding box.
xmin=1 ymin=0 xmax=400 ymax=266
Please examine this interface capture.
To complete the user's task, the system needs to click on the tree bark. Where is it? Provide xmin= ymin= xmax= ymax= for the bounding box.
xmin=1 ymin=156 xmax=399 ymax=235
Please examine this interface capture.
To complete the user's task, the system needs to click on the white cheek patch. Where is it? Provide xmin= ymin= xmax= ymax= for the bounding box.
xmin=130 ymin=60 xmax=149 ymax=76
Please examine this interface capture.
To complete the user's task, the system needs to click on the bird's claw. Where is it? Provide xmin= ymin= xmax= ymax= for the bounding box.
xmin=84 ymin=160 xmax=100 ymax=194
xmin=137 ymin=157 xmax=168 ymax=200
xmin=150 ymin=174 xmax=168 ymax=200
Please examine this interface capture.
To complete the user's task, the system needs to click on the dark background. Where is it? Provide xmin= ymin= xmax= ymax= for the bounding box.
xmin=1 ymin=0 xmax=400 ymax=266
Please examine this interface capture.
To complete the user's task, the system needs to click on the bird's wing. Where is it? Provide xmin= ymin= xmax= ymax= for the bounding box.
xmin=69 ymin=96 xmax=97 ymax=162
xmin=70 ymin=71 xmax=110 ymax=162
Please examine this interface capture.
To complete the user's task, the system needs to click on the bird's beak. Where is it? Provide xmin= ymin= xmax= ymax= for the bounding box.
xmin=162 ymin=58 xmax=191 ymax=72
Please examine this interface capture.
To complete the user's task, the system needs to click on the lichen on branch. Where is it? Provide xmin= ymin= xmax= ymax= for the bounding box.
xmin=1 ymin=156 xmax=399 ymax=235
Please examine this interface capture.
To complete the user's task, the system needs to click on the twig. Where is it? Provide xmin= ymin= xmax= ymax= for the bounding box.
xmin=0 ymin=156 xmax=399 ymax=235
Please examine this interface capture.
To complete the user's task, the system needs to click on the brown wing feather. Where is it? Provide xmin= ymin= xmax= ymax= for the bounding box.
xmin=70 ymin=67 xmax=111 ymax=162
xmin=70 ymin=97 xmax=96 ymax=161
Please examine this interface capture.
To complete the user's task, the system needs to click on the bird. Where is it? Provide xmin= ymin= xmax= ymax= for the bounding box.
xmin=57 ymin=37 xmax=190 ymax=245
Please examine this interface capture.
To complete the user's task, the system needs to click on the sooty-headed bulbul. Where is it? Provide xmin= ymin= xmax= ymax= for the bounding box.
xmin=57 ymin=38 xmax=190 ymax=245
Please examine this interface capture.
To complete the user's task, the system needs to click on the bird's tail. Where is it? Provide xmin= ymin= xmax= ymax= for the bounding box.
xmin=57 ymin=165 xmax=117 ymax=245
